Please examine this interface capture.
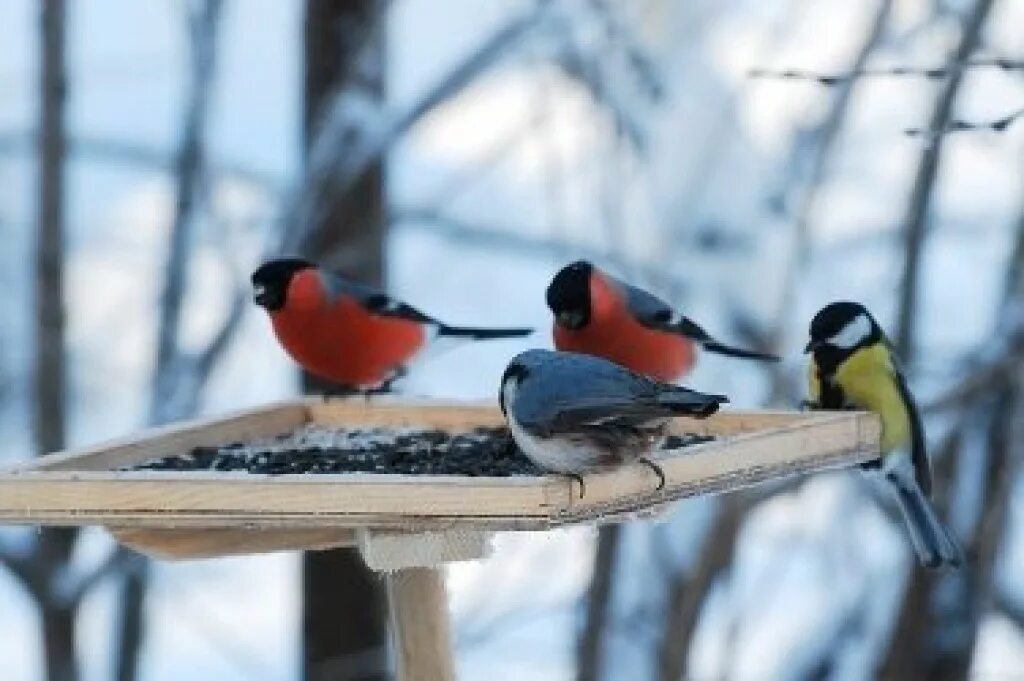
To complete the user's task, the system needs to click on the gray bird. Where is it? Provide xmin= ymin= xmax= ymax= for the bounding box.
xmin=499 ymin=349 xmax=728 ymax=492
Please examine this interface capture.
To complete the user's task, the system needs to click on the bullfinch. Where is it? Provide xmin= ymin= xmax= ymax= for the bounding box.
xmin=252 ymin=258 xmax=533 ymax=392
xmin=546 ymin=260 xmax=778 ymax=382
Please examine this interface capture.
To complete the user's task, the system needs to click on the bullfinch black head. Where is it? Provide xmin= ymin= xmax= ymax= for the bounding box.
xmin=546 ymin=260 xmax=593 ymax=330
xmin=805 ymin=301 xmax=881 ymax=356
xmin=251 ymin=257 xmax=314 ymax=311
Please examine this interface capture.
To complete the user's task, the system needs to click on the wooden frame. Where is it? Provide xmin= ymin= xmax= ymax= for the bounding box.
xmin=0 ymin=398 xmax=880 ymax=559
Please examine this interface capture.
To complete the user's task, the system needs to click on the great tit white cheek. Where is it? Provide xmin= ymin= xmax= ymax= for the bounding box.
xmin=828 ymin=313 xmax=871 ymax=350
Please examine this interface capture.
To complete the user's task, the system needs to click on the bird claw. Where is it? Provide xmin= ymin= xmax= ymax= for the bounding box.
xmin=638 ymin=457 xmax=666 ymax=492
xmin=560 ymin=473 xmax=586 ymax=499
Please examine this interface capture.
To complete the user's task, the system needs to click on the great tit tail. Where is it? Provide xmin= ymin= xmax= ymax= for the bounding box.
xmin=888 ymin=474 xmax=963 ymax=570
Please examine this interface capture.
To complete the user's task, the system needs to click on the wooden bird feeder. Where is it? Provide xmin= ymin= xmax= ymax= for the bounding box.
xmin=0 ymin=399 xmax=880 ymax=681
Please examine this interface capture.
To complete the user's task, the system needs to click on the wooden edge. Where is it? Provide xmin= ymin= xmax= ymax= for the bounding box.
xmin=1 ymin=403 xmax=828 ymax=477
xmin=557 ymin=410 xmax=882 ymax=515
xmin=0 ymin=473 xmax=565 ymax=522
xmin=109 ymin=527 xmax=357 ymax=560
xmin=14 ymin=401 xmax=310 ymax=473
xmin=304 ymin=401 xmax=819 ymax=436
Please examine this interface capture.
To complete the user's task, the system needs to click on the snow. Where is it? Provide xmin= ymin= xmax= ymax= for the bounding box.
xmin=1 ymin=0 xmax=1023 ymax=678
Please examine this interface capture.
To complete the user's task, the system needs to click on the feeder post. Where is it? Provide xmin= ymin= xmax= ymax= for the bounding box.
xmin=386 ymin=567 xmax=455 ymax=681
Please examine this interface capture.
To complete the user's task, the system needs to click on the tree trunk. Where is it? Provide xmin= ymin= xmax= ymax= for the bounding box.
xmin=894 ymin=0 xmax=996 ymax=358
xmin=41 ymin=604 xmax=77 ymax=681
xmin=36 ymin=2 xmax=77 ymax=680
xmin=576 ymin=526 xmax=621 ymax=681
xmin=300 ymin=2 xmax=389 ymax=680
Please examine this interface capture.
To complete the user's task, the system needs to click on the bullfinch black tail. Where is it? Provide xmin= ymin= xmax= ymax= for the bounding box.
xmin=701 ymin=340 xmax=780 ymax=362
xmin=656 ymin=388 xmax=728 ymax=417
xmin=888 ymin=473 xmax=963 ymax=569
xmin=437 ymin=325 xmax=534 ymax=340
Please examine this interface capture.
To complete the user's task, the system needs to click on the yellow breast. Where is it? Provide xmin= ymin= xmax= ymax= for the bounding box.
xmin=815 ymin=344 xmax=912 ymax=454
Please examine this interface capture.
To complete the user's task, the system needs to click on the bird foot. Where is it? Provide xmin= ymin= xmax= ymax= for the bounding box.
xmin=559 ymin=473 xmax=586 ymax=499
xmin=638 ymin=457 xmax=666 ymax=492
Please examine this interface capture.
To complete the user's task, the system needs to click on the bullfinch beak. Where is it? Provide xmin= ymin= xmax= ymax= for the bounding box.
xmin=253 ymin=284 xmax=268 ymax=307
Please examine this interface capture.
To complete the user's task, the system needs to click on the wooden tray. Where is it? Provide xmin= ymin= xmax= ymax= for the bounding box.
xmin=0 ymin=399 xmax=879 ymax=559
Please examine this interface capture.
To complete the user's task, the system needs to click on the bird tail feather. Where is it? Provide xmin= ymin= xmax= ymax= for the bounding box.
xmin=436 ymin=325 xmax=533 ymax=340
xmin=888 ymin=473 xmax=963 ymax=569
xmin=656 ymin=389 xmax=728 ymax=418
xmin=702 ymin=340 xmax=780 ymax=362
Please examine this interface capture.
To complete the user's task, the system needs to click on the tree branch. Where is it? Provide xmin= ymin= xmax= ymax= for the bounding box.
xmin=749 ymin=56 xmax=1024 ymax=84
xmin=0 ymin=131 xmax=282 ymax=192
xmin=281 ymin=1 xmax=554 ymax=254
xmin=904 ymin=105 xmax=1024 ymax=137
xmin=65 ymin=547 xmax=146 ymax=609
xmin=894 ymin=0 xmax=997 ymax=358
xmin=393 ymin=205 xmax=689 ymax=299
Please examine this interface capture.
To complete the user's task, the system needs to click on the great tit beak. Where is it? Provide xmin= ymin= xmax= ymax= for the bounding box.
xmin=253 ymin=284 xmax=268 ymax=307
xmin=804 ymin=339 xmax=820 ymax=353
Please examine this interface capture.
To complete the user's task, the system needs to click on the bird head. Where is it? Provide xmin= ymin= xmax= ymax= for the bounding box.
xmin=805 ymin=301 xmax=881 ymax=358
xmin=251 ymin=257 xmax=314 ymax=312
xmin=546 ymin=260 xmax=593 ymax=330
xmin=498 ymin=349 xmax=550 ymax=415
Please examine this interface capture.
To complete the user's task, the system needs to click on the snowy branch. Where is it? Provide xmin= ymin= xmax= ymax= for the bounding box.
xmin=0 ymin=540 xmax=37 ymax=593
xmin=64 ymin=547 xmax=146 ymax=609
xmin=282 ymin=2 xmax=555 ymax=254
xmin=894 ymin=0 xmax=996 ymax=359
xmin=904 ymin=106 xmax=1024 ymax=136
xmin=393 ymin=206 xmax=688 ymax=298
xmin=0 ymin=131 xmax=282 ymax=192
xmin=749 ymin=56 xmax=1024 ymax=85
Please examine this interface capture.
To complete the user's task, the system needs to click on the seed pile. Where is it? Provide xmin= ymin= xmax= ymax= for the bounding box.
xmin=128 ymin=425 xmax=715 ymax=477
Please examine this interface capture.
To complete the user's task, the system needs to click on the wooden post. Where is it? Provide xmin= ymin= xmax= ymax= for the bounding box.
xmin=386 ymin=568 xmax=455 ymax=681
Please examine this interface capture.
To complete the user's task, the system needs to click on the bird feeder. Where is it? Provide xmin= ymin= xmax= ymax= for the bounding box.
xmin=0 ymin=399 xmax=880 ymax=681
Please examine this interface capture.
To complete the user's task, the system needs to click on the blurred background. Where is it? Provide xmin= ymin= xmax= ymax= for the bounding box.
xmin=1 ymin=0 xmax=1023 ymax=679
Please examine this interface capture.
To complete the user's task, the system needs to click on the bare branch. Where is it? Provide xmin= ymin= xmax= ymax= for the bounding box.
xmin=749 ymin=56 xmax=1024 ymax=84
xmin=0 ymin=131 xmax=282 ymax=192
xmin=65 ymin=547 xmax=146 ymax=609
xmin=393 ymin=206 xmax=689 ymax=299
xmin=193 ymin=285 xmax=246 ymax=383
xmin=282 ymin=2 xmax=554 ymax=254
xmin=0 ymin=539 xmax=38 ymax=594
xmin=152 ymin=0 xmax=223 ymax=419
xmin=577 ymin=526 xmax=621 ymax=681
xmin=904 ymin=105 xmax=1024 ymax=137
xmin=894 ymin=0 xmax=997 ymax=359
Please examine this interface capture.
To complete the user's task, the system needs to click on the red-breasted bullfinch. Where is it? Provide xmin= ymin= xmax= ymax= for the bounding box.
xmin=500 ymin=348 xmax=727 ymax=492
xmin=545 ymin=261 xmax=778 ymax=382
xmin=806 ymin=301 xmax=961 ymax=569
xmin=252 ymin=258 xmax=533 ymax=392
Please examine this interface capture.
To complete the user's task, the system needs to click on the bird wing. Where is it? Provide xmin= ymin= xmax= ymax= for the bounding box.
xmin=512 ymin=352 xmax=721 ymax=436
xmin=610 ymin=276 xmax=778 ymax=361
xmin=891 ymin=361 xmax=931 ymax=496
xmin=319 ymin=271 xmax=437 ymax=325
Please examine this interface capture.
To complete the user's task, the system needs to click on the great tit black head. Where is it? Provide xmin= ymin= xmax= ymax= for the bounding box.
xmin=546 ymin=260 xmax=593 ymax=330
xmin=251 ymin=257 xmax=314 ymax=311
xmin=805 ymin=301 xmax=881 ymax=355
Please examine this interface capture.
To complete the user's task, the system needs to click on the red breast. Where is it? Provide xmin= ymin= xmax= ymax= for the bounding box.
xmin=553 ymin=271 xmax=695 ymax=382
xmin=269 ymin=269 xmax=425 ymax=388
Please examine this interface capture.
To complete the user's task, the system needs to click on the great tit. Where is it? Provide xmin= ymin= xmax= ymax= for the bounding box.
xmin=805 ymin=301 xmax=962 ymax=569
